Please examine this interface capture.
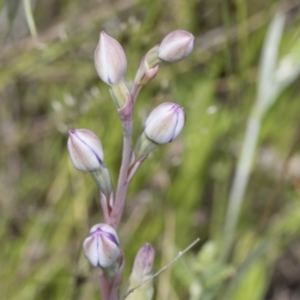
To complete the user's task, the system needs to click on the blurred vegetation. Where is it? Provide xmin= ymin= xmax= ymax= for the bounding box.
xmin=1 ymin=0 xmax=300 ymax=299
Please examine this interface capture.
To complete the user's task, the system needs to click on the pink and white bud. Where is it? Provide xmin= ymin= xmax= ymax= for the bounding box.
xmin=145 ymin=102 xmax=185 ymax=144
xmin=83 ymin=223 xmax=120 ymax=268
xmin=94 ymin=31 xmax=127 ymax=85
xmin=140 ymin=64 xmax=159 ymax=85
xmin=158 ymin=30 xmax=194 ymax=63
xmin=67 ymin=129 xmax=104 ymax=172
xmin=126 ymin=243 xmax=155 ymax=300
xmin=132 ymin=243 xmax=155 ymax=278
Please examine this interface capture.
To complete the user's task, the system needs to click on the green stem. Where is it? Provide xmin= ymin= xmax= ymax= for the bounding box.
xmin=222 ymin=115 xmax=261 ymax=259
xmin=23 ymin=0 xmax=37 ymax=38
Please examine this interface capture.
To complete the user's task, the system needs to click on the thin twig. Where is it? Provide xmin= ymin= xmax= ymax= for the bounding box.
xmin=123 ymin=238 xmax=200 ymax=299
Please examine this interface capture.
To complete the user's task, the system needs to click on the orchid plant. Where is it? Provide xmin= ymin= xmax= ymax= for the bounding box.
xmin=67 ymin=29 xmax=194 ymax=300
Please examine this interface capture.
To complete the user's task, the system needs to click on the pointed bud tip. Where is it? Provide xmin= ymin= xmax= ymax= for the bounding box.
xmin=99 ymin=30 xmax=106 ymax=37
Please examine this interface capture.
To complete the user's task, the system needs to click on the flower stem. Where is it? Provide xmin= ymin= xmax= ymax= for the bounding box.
xmin=99 ymin=272 xmax=111 ymax=300
xmin=109 ymin=83 xmax=143 ymax=229
xmin=131 ymin=84 xmax=142 ymax=104
xmin=110 ymin=124 xmax=132 ymax=229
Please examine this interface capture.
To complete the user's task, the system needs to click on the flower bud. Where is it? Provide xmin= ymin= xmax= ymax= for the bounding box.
xmin=158 ymin=30 xmax=194 ymax=63
xmin=94 ymin=31 xmax=127 ymax=85
xmin=132 ymin=243 xmax=155 ymax=279
xmin=125 ymin=243 xmax=155 ymax=300
xmin=144 ymin=102 xmax=185 ymax=144
xmin=134 ymin=46 xmax=160 ymax=86
xmin=139 ymin=64 xmax=159 ymax=85
xmin=67 ymin=129 xmax=104 ymax=172
xmin=83 ymin=223 xmax=120 ymax=268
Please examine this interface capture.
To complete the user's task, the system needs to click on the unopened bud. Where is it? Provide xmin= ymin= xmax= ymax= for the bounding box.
xmin=83 ymin=223 xmax=120 ymax=268
xmin=144 ymin=102 xmax=185 ymax=144
xmin=68 ymin=129 xmax=103 ymax=172
xmin=94 ymin=31 xmax=127 ymax=85
xmin=132 ymin=243 xmax=155 ymax=279
xmin=68 ymin=129 xmax=114 ymax=202
xmin=158 ymin=30 xmax=194 ymax=63
xmin=134 ymin=46 xmax=160 ymax=86
xmin=140 ymin=64 xmax=159 ymax=85
xmin=125 ymin=243 xmax=155 ymax=300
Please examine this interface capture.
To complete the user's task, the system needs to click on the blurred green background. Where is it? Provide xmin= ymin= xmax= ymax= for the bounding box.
xmin=1 ymin=0 xmax=300 ymax=299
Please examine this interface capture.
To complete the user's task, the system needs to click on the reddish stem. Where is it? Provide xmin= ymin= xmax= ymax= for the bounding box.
xmin=109 ymin=94 xmax=133 ymax=228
